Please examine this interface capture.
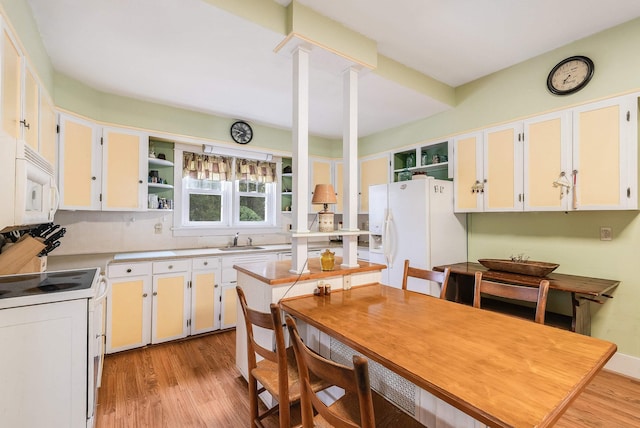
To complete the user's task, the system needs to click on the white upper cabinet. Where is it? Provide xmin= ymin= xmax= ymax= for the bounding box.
xmin=483 ymin=122 xmax=524 ymax=212
xmin=454 ymin=94 xmax=638 ymax=213
xmin=1 ymin=24 xmax=21 ymax=141
xmin=571 ymin=95 xmax=637 ymax=210
xmin=453 ymin=131 xmax=484 ymax=212
xmin=58 ymin=113 xmax=148 ymax=211
xmin=101 ymin=127 xmax=147 ymax=211
xmin=523 ymin=111 xmax=573 ymax=211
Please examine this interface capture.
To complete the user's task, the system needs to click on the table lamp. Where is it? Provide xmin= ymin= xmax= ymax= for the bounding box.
xmin=312 ymin=184 xmax=338 ymax=232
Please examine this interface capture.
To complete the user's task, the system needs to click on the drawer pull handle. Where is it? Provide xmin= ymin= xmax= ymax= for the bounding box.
xmin=153 ymin=291 xmax=158 ymax=296
xmin=204 ymin=261 xmax=208 ymax=266
xmin=126 ymin=268 xmax=132 ymax=273
xmin=168 ymin=265 xmax=173 ymax=269
xmin=214 ymin=284 xmax=219 ymax=288
xmin=143 ymin=293 xmax=148 ymax=298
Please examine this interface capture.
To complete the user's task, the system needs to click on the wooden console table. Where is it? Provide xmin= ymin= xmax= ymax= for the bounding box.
xmin=433 ymin=262 xmax=619 ymax=336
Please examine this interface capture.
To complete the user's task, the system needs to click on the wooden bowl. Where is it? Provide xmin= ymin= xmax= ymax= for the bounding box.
xmin=478 ymin=259 xmax=559 ymax=277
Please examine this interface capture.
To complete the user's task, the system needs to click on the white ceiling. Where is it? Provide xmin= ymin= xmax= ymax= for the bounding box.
xmin=25 ymin=0 xmax=640 ymax=139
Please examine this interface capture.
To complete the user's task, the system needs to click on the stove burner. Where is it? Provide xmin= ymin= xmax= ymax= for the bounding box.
xmin=26 ymin=283 xmax=83 ymax=293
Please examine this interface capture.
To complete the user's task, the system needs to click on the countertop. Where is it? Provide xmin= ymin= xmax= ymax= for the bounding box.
xmin=111 ymin=242 xmax=370 ymax=263
xmin=233 ymin=256 xmax=384 ymax=285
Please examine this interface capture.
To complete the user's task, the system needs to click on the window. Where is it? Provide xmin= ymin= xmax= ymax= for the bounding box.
xmin=178 ymin=150 xmax=277 ymax=231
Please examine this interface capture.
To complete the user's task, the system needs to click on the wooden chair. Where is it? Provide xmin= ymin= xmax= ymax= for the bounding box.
xmin=284 ymin=315 xmax=426 ymax=428
xmin=402 ymin=259 xmax=451 ymax=300
xmin=236 ymin=287 xmax=329 ymax=428
xmin=472 ymin=271 xmax=550 ymax=324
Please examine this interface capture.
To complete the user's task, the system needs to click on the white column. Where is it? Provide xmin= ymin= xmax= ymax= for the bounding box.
xmin=342 ymin=67 xmax=360 ymax=268
xmin=291 ymin=46 xmax=310 ymax=273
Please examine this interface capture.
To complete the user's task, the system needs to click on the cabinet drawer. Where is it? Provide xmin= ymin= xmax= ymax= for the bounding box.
xmin=152 ymin=260 xmax=190 ymax=274
xmin=107 ymin=262 xmax=152 ymax=278
xmin=192 ymin=257 xmax=220 ymax=271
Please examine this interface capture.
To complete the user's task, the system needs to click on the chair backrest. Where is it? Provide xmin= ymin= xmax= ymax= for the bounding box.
xmin=473 ymin=271 xmax=550 ymax=324
xmin=402 ymin=259 xmax=451 ymax=299
xmin=236 ymin=287 xmax=289 ymax=401
xmin=285 ymin=315 xmax=375 ymax=428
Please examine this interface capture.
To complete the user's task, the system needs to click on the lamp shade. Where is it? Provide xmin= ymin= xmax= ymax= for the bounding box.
xmin=311 ymin=184 xmax=338 ymax=205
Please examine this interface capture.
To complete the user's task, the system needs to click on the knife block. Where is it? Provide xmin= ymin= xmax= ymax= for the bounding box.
xmin=0 ymin=235 xmax=46 ymax=275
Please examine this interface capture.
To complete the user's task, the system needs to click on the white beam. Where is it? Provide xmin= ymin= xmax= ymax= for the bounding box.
xmin=342 ymin=67 xmax=360 ymax=268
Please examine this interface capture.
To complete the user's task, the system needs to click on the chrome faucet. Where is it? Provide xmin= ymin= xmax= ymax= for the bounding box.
xmin=233 ymin=232 xmax=239 ymax=247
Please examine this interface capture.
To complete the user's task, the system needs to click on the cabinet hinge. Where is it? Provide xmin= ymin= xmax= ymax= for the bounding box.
xmin=627 ymin=187 xmax=631 ymax=198
xmin=627 ymin=111 xmax=631 ymax=122
xmin=99 ymin=193 xmax=102 ymax=202
xmin=188 ymin=280 xmax=192 ymax=288
xmin=187 ymin=319 xmax=191 ymax=327
xmin=56 ymin=124 xmax=60 ymax=134
xmin=100 ymin=137 xmax=104 ymax=145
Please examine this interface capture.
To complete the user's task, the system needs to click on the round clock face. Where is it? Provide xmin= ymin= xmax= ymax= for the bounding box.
xmin=230 ymin=121 xmax=253 ymax=144
xmin=547 ymin=56 xmax=594 ymax=95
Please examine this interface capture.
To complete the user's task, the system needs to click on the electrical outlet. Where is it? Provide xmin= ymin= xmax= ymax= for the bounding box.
xmin=343 ymin=274 xmax=352 ymax=290
xmin=154 ymin=223 xmax=163 ymax=234
xmin=600 ymin=227 xmax=612 ymax=241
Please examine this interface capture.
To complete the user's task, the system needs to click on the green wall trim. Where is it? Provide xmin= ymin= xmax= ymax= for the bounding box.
xmin=375 ymin=55 xmax=455 ymax=106
xmin=199 ymin=0 xmax=287 ymax=35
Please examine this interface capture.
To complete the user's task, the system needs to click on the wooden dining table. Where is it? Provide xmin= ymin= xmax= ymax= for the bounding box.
xmin=279 ymin=283 xmax=617 ymax=428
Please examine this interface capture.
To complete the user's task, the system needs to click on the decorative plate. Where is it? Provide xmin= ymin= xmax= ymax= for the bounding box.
xmin=478 ymin=259 xmax=559 ymax=277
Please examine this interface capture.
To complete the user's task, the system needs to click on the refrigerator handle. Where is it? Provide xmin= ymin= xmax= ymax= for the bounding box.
xmin=383 ymin=212 xmax=393 ymax=268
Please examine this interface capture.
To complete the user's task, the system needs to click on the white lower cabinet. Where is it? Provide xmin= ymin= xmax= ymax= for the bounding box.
xmin=106 ymin=256 xmax=223 ymax=354
xmin=151 ymin=260 xmax=190 ymax=344
xmin=191 ymin=257 xmax=222 ymax=334
xmin=106 ymin=261 xmax=152 ymax=353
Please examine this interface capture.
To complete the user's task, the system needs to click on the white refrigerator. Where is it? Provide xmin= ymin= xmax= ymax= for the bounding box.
xmin=368 ymin=178 xmax=467 ymax=296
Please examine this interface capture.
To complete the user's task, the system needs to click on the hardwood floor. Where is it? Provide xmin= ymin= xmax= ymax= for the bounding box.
xmin=96 ymin=330 xmax=640 ymax=427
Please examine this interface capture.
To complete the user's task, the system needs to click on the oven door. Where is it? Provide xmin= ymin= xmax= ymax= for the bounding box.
xmin=87 ymin=275 xmax=107 ymax=426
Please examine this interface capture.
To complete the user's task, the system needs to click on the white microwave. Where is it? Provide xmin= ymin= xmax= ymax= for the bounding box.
xmin=14 ymin=142 xmax=58 ymax=226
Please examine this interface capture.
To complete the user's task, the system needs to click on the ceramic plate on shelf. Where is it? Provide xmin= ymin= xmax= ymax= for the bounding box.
xmin=478 ymin=259 xmax=559 ymax=277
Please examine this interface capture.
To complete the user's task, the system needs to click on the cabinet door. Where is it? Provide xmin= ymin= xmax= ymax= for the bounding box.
xmin=102 ymin=127 xmax=147 ymax=210
xmin=58 ymin=113 xmax=101 ymax=210
xmin=1 ymin=27 xmax=21 ymax=140
xmin=152 ymin=272 xmax=189 ymax=344
xmin=572 ymin=96 xmax=637 ymax=210
xmin=22 ymin=64 xmax=39 ymax=150
xmin=221 ymin=284 xmax=238 ymax=329
xmin=106 ymin=276 xmax=151 ymax=353
xmin=39 ymin=92 xmax=57 ymax=167
xmin=310 ymin=158 xmax=333 ymax=212
xmin=453 ymin=131 xmax=483 ymax=212
xmin=359 ymin=155 xmax=389 ymax=213
xmin=191 ymin=269 xmax=222 ymax=334
xmin=484 ymin=122 xmax=523 ymax=212
xmin=524 ymin=111 xmax=572 ymax=211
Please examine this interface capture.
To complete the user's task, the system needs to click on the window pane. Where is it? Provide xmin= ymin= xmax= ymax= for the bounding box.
xmin=189 ymin=193 xmax=222 ymax=221
xmin=186 ymin=178 xmax=223 ymax=191
xmin=239 ymin=195 xmax=266 ymax=222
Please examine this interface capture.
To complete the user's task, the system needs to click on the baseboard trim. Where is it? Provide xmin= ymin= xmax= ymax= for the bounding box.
xmin=604 ymin=351 xmax=640 ymax=379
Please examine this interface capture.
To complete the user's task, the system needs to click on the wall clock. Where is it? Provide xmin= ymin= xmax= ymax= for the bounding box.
xmin=547 ymin=56 xmax=594 ymax=95
xmin=230 ymin=120 xmax=253 ymax=144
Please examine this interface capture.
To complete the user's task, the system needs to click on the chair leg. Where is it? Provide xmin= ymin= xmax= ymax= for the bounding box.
xmin=248 ymin=375 xmax=259 ymax=428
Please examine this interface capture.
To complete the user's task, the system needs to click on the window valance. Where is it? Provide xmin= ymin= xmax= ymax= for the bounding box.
xmin=182 ymin=152 xmax=232 ymax=181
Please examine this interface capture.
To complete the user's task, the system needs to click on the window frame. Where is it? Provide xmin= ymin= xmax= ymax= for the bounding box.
xmin=172 ymin=147 xmax=282 ymax=237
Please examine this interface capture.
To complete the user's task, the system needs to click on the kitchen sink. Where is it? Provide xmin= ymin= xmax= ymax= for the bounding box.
xmin=219 ymin=246 xmax=265 ymax=251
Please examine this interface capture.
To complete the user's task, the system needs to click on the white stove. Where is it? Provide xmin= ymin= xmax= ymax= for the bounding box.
xmin=0 ymin=267 xmax=106 ymax=428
